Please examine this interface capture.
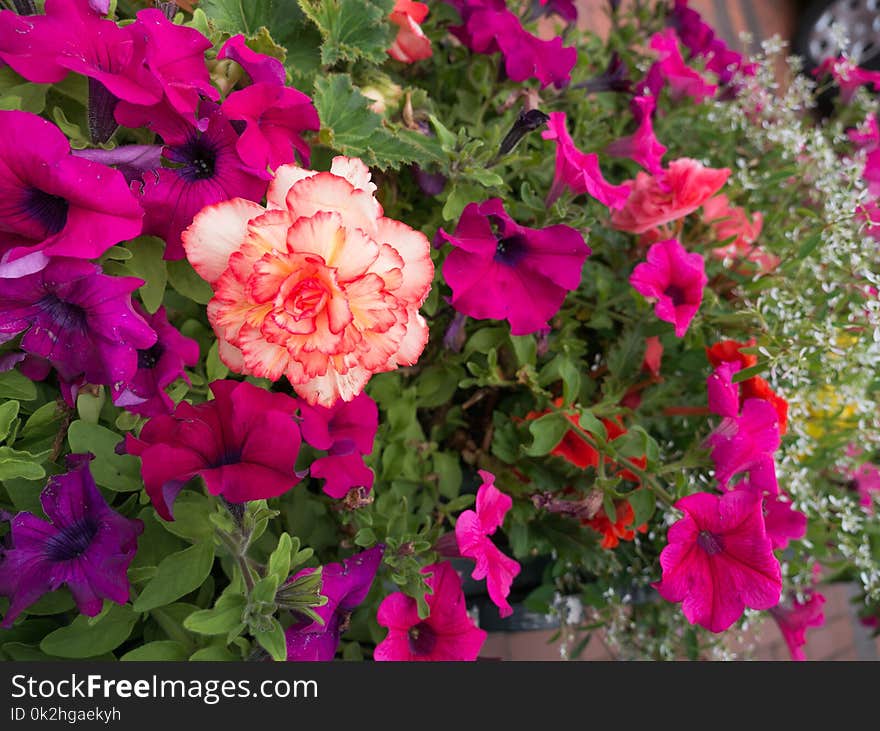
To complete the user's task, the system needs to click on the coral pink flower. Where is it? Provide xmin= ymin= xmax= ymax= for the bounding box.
xmin=643 ymin=29 xmax=717 ymax=102
xmin=0 ymin=111 xmax=143 ymax=277
xmin=389 ymin=0 xmax=432 ymax=63
xmin=440 ymin=197 xmax=590 ymax=335
xmin=606 ymin=95 xmax=667 ymax=175
xmin=455 ymin=470 xmax=520 ymax=617
xmin=541 ymin=111 xmax=632 ymax=208
xmin=374 ymin=561 xmax=487 ymax=661
xmin=630 ymin=238 xmax=706 ymax=337
xmin=611 ymin=158 xmax=730 ymax=234
xmin=654 ymin=490 xmax=782 ymax=633
xmin=181 ymin=156 xmax=433 ymax=407
xmin=769 ymin=591 xmax=826 ymax=661
xmin=703 ymin=194 xmax=778 ymax=274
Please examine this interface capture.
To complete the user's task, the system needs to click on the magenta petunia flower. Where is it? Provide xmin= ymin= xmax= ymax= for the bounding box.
xmin=541 ymin=111 xmax=632 ymax=209
xmin=126 ymin=8 xmax=218 ymax=123
xmin=0 ymin=111 xmax=143 ymax=277
xmin=298 ymin=392 xmax=378 ymax=499
xmin=440 ymin=197 xmax=590 ymax=335
xmin=218 ymin=34 xmax=286 ymax=86
xmin=374 ymin=561 xmax=487 ymax=661
xmin=643 ymin=29 xmax=717 ymax=103
xmin=454 ymin=470 xmax=520 ymax=618
xmin=730 ymin=480 xmax=806 ymax=551
xmin=654 ymin=490 xmax=782 ymax=633
xmin=706 ymin=398 xmax=780 ymax=495
xmin=125 ymin=379 xmax=302 ymax=520
xmin=605 ymin=95 xmax=667 ymax=175
xmin=110 ymin=304 xmax=200 ymax=417
xmin=447 ymin=0 xmax=576 ymax=89
xmin=769 ymin=591 xmax=826 ymax=661
xmin=285 ymin=544 xmax=384 ymax=661
xmin=630 ymin=238 xmax=706 ymax=337
xmin=536 ymin=0 xmax=577 ymax=22
xmin=116 ymin=101 xmax=267 ymax=259
xmin=814 ymin=56 xmax=880 ymax=105
xmin=0 ymin=454 xmax=143 ymax=627
xmin=0 ymin=258 xmax=156 ymax=386
xmin=221 ymin=82 xmax=319 ymax=172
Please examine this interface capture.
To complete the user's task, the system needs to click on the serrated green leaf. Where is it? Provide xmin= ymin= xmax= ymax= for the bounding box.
xmin=298 ymin=0 xmax=393 ymax=65
xmin=133 ymin=541 xmax=215 ymax=612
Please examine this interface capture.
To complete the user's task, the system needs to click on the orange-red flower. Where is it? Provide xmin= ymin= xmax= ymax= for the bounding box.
xmin=181 ymin=156 xmax=433 ymax=407
xmin=585 ymin=501 xmax=647 ymax=549
xmin=389 ymin=0 xmax=432 ymax=64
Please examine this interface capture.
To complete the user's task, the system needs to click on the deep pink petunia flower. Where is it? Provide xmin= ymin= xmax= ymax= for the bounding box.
xmin=814 ymin=56 xmax=880 ymax=104
xmin=126 ymin=8 xmax=218 ymax=123
xmin=447 ymin=0 xmax=576 ymax=89
xmin=116 ymin=101 xmax=267 ymax=259
xmin=769 ymin=591 xmax=826 ymax=661
xmin=218 ymin=34 xmax=286 ymax=86
xmin=0 ymin=111 xmax=143 ymax=277
xmin=706 ymin=397 xmax=780 ymax=495
xmin=439 ymin=197 xmax=590 ymax=335
xmin=611 ymin=157 xmax=730 ymax=234
xmin=125 ymin=379 xmax=303 ymax=520
xmin=536 ymin=0 xmax=577 ymax=22
xmin=221 ymin=82 xmax=319 ymax=172
xmin=0 ymin=454 xmax=143 ymax=627
xmin=730 ymin=480 xmax=806 ymax=551
xmin=298 ymin=392 xmax=379 ymax=499
xmin=454 ymin=470 xmax=521 ymax=618
xmin=285 ymin=544 xmax=385 ymax=661
xmin=853 ymin=463 xmax=880 ymax=512
xmin=0 ymin=258 xmax=156 ymax=386
xmin=630 ymin=238 xmax=706 ymax=337
xmin=643 ymin=29 xmax=717 ymax=103
xmin=541 ymin=111 xmax=632 ymax=208
xmin=606 ymin=95 xmax=667 ymax=175
xmin=654 ymin=490 xmax=782 ymax=633
xmin=374 ymin=561 xmax=487 ymax=661
xmin=110 ymin=304 xmax=200 ymax=417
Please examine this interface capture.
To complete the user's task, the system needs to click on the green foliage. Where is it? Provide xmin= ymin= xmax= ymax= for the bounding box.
xmin=133 ymin=542 xmax=216 ymax=613
xmin=298 ymin=0 xmax=394 ymax=66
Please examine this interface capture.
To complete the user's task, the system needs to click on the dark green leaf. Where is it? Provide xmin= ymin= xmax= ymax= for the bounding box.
xmin=133 ymin=542 xmax=215 ymax=612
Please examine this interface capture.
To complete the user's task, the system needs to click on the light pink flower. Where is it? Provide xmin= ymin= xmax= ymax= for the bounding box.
xmin=541 ymin=111 xmax=632 ymax=209
xmin=611 ymin=157 xmax=730 ymax=234
xmin=606 ymin=95 xmax=667 ymax=175
xmin=654 ymin=490 xmax=782 ymax=633
xmin=630 ymin=239 xmax=706 ymax=337
xmin=455 ymin=470 xmax=521 ymax=618
xmin=769 ymin=591 xmax=826 ymax=661
xmin=374 ymin=561 xmax=487 ymax=661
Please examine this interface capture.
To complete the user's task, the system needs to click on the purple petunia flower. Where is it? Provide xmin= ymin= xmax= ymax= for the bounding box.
xmin=0 ymin=111 xmax=143 ymax=277
xmin=0 ymin=454 xmax=143 ymax=627
xmin=125 ymin=380 xmax=303 ymax=521
xmin=115 ymin=101 xmax=267 ymax=259
xmin=298 ymin=392 xmax=378 ymax=499
xmin=629 ymin=238 xmax=706 ymax=338
xmin=0 ymin=257 xmax=156 ymax=386
xmin=447 ymin=0 xmax=576 ymax=89
xmin=285 ymin=544 xmax=385 ymax=661
xmin=111 ymin=304 xmax=200 ymax=417
xmin=221 ymin=82 xmax=319 ymax=172
xmin=72 ymin=145 xmax=164 ymax=185
xmin=218 ymin=34 xmax=286 ymax=87
xmin=440 ymin=198 xmax=590 ymax=335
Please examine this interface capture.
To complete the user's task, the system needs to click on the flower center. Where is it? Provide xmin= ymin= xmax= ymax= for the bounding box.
xmin=407 ymin=621 xmax=437 ymax=656
xmin=494 ymin=233 xmax=528 ymax=266
xmin=25 ymin=188 xmax=69 ymax=237
xmin=171 ymin=136 xmax=218 ymax=182
xmin=137 ymin=342 xmax=165 ymax=370
xmin=696 ymin=530 xmax=724 ymax=556
xmin=287 ymin=278 xmax=329 ymax=321
xmin=44 ymin=516 xmax=99 ymax=562
xmin=38 ymin=295 xmax=87 ymax=333
xmin=665 ymin=283 xmax=688 ymax=306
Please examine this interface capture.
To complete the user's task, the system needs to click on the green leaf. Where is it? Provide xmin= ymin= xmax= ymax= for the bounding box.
xmin=2 ymin=476 xmax=45 ymax=514
xmin=23 ymin=589 xmax=75 ymax=617
xmin=578 ymin=410 xmax=607 ymax=441
xmin=189 ymin=644 xmax=239 ymax=661
xmin=298 ymin=0 xmax=394 ymax=66
xmin=267 ymin=532 xmax=293 ymax=584
xmin=183 ymin=593 xmax=247 ymax=636
xmin=67 ymin=421 xmax=142 ymax=492
xmin=627 ymin=488 xmax=656 ymax=527
xmin=428 ymin=114 xmax=456 ymax=151
xmin=0 ymin=446 xmax=46 ymax=481
xmin=353 ymin=527 xmax=376 ymax=547
xmin=0 ymin=400 xmax=20 ymax=443
xmin=200 ymin=0 xmax=303 ymax=39
xmin=167 ymin=259 xmax=213 ymax=305
xmin=75 ymin=387 xmax=105 ymax=425
xmin=40 ymin=604 xmax=137 ymax=658
xmin=254 ymin=617 xmax=287 ymax=661
xmin=120 ymin=641 xmax=189 ymax=661
xmin=470 ymin=167 xmax=504 ymax=188
xmin=0 ymin=370 xmax=37 ymax=401
xmin=158 ymin=492 xmax=214 ymax=543
xmin=206 ymin=340 xmax=229 ymax=382
xmin=0 ymin=66 xmax=47 ymax=113
xmin=524 ymin=412 xmax=568 ymax=456
xmin=433 ymin=452 xmax=462 ymax=499
xmin=133 ymin=541 xmax=215 ymax=613
xmin=126 ymin=236 xmax=168 ymax=314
